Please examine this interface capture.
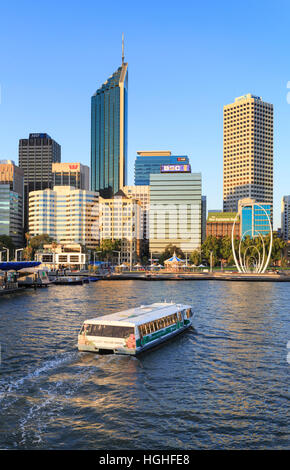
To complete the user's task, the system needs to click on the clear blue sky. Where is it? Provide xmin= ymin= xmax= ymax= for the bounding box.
xmin=0 ymin=0 xmax=289 ymax=229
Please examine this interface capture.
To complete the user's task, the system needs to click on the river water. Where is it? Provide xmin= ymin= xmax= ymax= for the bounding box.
xmin=0 ymin=280 xmax=289 ymax=449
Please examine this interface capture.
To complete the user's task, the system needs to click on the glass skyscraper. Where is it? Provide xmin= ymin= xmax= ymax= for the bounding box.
xmin=238 ymin=198 xmax=272 ymax=238
xmin=91 ymin=61 xmax=128 ymax=198
xmin=135 ymin=151 xmax=190 ymax=185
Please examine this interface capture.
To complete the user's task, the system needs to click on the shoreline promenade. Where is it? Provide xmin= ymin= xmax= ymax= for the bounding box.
xmin=102 ymin=271 xmax=290 ymax=282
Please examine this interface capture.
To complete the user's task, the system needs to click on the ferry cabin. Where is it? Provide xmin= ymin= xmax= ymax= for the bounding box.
xmin=78 ymin=302 xmax=194 ymax=355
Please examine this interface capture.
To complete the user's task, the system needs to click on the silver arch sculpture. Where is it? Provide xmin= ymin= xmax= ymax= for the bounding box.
xmin=231 ymin=203 xmax=273 ymax=274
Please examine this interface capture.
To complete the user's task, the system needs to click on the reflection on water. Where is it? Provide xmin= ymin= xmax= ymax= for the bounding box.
xmin=0 ymin=281 xmax=289 ymax=449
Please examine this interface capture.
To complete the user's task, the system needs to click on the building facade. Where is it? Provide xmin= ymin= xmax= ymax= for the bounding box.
xmin=238 ymin=198 xmax=272 ymax=239
xmin=223 ymin=94 xmax=273 ymax=213
xmin=149 ymin=172 xmax=202 ymax=254
xmin=281 ymin=196 xmax=290 ymax=241
xmin=52 ymin=162 xmax=90 ymax=190
xmin=134 ymin=151 xmax=190 ymax=185
xmin=29 ymin=186 xmax=99 ymax=249
xmin=123 ymin=185 xmax=150 ymax=240
xmin=19 ymin=133 xmax=61 ymax=232
xmin=0 ymin=160 xmax=24 ymax=246
xmin=99 ymin=190 xmax=142 ymax=265
xmin=91 ymin=60 xmax=128 ymax=197
xmin=35 ymin=243 xmax=88 ymax=270
xmin=206 ymin=212 xmax=240 ymax=238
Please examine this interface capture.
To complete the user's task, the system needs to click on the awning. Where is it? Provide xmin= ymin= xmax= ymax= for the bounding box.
xmin=0 ymin=262 xmax=41 ymax=272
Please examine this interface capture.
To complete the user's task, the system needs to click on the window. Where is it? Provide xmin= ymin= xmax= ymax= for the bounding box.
xmin=83 ymin=324 xmax=134 ymax=338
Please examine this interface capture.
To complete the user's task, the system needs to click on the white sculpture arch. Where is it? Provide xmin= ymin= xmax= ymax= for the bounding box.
xmin=231 ymin=203 xmax=273 ymax=274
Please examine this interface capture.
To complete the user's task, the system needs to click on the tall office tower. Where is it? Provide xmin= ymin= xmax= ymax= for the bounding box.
xmin=29 ymin=186 xmax=99 ymax=249
xmin=238 ymin=198 xmax=272 ymax=239
xmin=52 ymin=163 xmax=90 ymax=190
xmin=281 ymin=196 xmax=290 ymax=241
xmin=19 ymin=133 xmax=61 ymax=233
xmin=223 ymin=94 xmax=273 ymax=213
xmin=0 ymin=160 xmax=24 ymax=247
xmin=149 ymin=172 xmax=202 ymax=254
xmin=91 ymin=44 xmax=128 ymax=198
xmin=134 ymin=151 xmax=190 ymax=185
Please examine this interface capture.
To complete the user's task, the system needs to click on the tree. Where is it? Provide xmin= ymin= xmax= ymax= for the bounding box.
xmin=189 ymin=250 xmax=201 ymax=266
xmin=0 ymin=235 xmax=15 ymax=251
xmin=23 ymin=233 xmax=55 ymax=261
xmin=201 ymin=236 xmax=221 ymax=266
xmin=94 ymin=239 xmax=121 ymax=262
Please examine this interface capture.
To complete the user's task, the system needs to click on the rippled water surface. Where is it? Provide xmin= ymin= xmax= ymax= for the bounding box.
xmin=0 ymin=280 xmax=289 ymax=449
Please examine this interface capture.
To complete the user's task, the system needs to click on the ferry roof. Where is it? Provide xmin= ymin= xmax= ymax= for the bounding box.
xmin=83 ymin=302 xmax=192 ymax=326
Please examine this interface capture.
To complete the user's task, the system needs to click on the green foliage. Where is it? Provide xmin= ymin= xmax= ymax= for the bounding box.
xmin=0 ymin=235 xmax=15 ymax=250
xmin=23 ymin=233 xmax=54 ymax=260
xmin=94 ymin=239 xmax=121 ymax=261
xmin=200 ymin=233 xmax=287 ymax=267
xmin=189 ymin=250 xmax=201 ymax=266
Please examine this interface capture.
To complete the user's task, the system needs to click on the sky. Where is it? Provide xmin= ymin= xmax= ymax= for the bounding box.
xmin=0 ymin=0 xmax=289 ymax=229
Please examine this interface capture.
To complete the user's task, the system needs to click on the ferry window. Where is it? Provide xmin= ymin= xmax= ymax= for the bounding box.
xmin=86 ymin=324 xmax=135 ymax=338
xmin=174 ymin=313 xmax=178 ymax=323
xmin=186 ymin=309 xmax=192 ymax=318
xmin=178 ymin=312 xmax=182 ymax=322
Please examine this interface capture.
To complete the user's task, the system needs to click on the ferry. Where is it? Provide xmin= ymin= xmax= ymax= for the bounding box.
xmin=78 ymin=302 xmax=194 ymax=355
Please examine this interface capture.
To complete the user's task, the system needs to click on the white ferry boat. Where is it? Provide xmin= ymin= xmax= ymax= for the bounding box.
xmin=78 ymin=302 xmax=194 ymax=355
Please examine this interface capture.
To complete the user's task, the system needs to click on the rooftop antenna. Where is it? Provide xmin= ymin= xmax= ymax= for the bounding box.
xmin=122 ymin=32 xmax=124 ymax=64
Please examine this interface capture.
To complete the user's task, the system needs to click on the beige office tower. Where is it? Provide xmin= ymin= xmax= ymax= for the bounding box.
xmin=223 ymin=94 xmax=273 ymax=213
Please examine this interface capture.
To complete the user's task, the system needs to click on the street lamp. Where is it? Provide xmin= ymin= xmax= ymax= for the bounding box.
xmin=15 ymin=248 xmax=24 ymax=262
xmin=0 ymin=248 xmax=9 ymax=262
xmin=210 ymin=250 xmax=213 ymax=273
xmin=94 ymin=251 xmax=102 ymax=264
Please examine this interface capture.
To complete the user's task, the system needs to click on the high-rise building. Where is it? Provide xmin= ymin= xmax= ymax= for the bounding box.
xmin=99 ymin=190 xmax=142 ymax=265
xmin=281 ymin=196 xmax=290 ymax=241
xmin=19 ymin=133 xmax=61 ymax=232
xmin=238 ymin=198 xmax=272 ymax=239
xmin=29 ymin=186 xmax=99 ymax=249
xmin=149 ymin=172 xmax=202 ymax=254
xmin=123 ymin=185 xmax=150 ymax=240
xmin=91 ymin=51 xmax=128 ymax=198
xmin=52 ymin=163 xmax=90 ymax=190
xmin=0 ymin=160 xmax=24 ymax=246
xmin=134 ymin=151 xmax=190 ymax=185
xmin=223 ymin=94 xmax=273 ymax=213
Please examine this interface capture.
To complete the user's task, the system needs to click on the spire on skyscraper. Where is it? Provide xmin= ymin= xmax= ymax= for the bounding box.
xmin=122 ymin=32 xmax=124 ymax=64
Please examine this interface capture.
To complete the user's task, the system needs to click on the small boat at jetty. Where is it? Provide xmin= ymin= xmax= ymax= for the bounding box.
xmin=78 ymin=302 xmax=194 ymax=355
xmin=53 ymin=276 xmax=84 ymax=285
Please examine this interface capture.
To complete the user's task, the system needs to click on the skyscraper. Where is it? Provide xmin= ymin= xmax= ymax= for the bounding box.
xmin=134 ymin=151 xmax=190 ymax=185
xmin=0 ymin=160 xmax=24 ymax=246
xmin=91 ymin=41 xmax=128 ymax=198
xmin=281 ymin=196 xmax=290 ymax=241
xmin=223 ymin=94 xmax=273 ymax=213
xmin=19 ymin=133 xmax=61 ymax=232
